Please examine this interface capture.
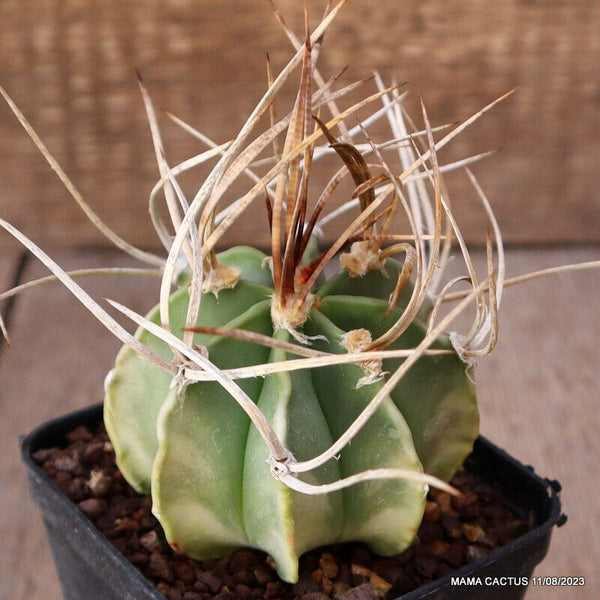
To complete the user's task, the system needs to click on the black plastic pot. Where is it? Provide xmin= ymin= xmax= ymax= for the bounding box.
xmin=21 ymin=404 xmax=564 ymax=600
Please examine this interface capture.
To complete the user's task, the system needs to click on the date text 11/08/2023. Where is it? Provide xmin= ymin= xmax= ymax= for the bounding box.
xmin=451 ymin=576 xmax=586 ymax=587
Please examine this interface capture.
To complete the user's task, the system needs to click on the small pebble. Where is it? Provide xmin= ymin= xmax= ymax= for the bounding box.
xmin=149 ymin=550 xmax=174 ymax=583
xmin=182 ymin=592 xmax=204 ymax=600
xmin=173 ymin=562 xmax=196 ymax=585
xmin=82 ymin=442 xmax=106 ymax=465
xmin=66 ymin=426 xmax=93 ymax=443
xmin=196 ymin=570 xmax=223 ymax=594
xmin=337 ymin=583 xmax=377 ymax=599
xmin=466 ymin=545 xmax=488 ymax=561
xmin=37 ymin=424 xmax=531 ymax=600
xmin=54 ymin=453 xmax=80 ymax=474
xmin=463 ymin=523 xmax=486 ymax=543
xmin=77 ymin=497 xmax=107 ymax=519
xmin=434 ymin=491 xmax=453 ymax=513
xmin=423 ymin=500 xmax=442 ymax=522
xmin=319 ymin=552 xmax=339 ymax=579
xmin=253 ymin=566 xmax=274 ymax=585
xmin=441 ymin=513 xmax=462 ymax=539
xmin=140 ymin=530 xmax=162 ymax=553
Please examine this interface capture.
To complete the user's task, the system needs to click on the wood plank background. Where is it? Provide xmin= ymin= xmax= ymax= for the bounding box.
xmin=1 ymin=0 xmax=599 ymax=250
xmin=0 ymin=247 xmax=598 ymax=599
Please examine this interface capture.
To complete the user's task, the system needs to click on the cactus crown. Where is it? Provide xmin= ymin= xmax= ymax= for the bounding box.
xmin=3 ymin=0 xmax=598 ymax=586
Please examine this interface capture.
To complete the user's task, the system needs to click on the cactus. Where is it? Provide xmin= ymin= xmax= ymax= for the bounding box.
xmin=2 ymin=0 xmax=533 ymax=587
xmin=104 ymin=245 xmax=477 ymax=581
xmin=100 ymin=6 xmax=483 ymax=580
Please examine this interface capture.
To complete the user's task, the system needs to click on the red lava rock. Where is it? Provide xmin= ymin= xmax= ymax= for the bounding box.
xmin=54 ymin=452 xmax=81 ymax=474
xmin=228 ymin=550 xmax=260 ymax=571
xmin=337 ymin=562 xmax=353 ymax=584
xmin=440 ymin=513 xmax=462 ymax=539
xmin=414 ymin=553 xmax=438 ymax=579
xmin=88 ymin=469 xmax=113 ymax=497
xmin=442 ymin=542 xmax=466 ymax=568
xmin=369 ymin=558 xmax=404 ymax=589
xmin=115 ymin=516 xmax=141 ymax=532
xmin=253 ymin=566 xmax=275 ymax=585
xmin=232 ymin=569 xmax=254 ymax=586
xmin=482 ymin=504 xmax=507 ymax=520
xmin=66 ymin=477 xmax=89 ymax=502
xmin=416 ymin=519 xmax=444 ymax=545
xmin=426 ymin=540 xmax=450 ymax=557
xmin=66 ymin=425 xmax=93 ymax=443
xmin=332 ymin=581 xmax=352 ymax=597
xmin=41 ymin=460 xmax=57 ymax=478
xmin=129 ymin=551 xmax=150 ymax=566
xmin=174 ymin=561 xmax=197 ymax=585
xmin=466 ymin=545 xmax=488 ymax=561
xmin=165 ymin=588 xmax=183 ymax=600
xmin=462 ymin=523 xmax=485 ymax=543
xmin=32 ymin=447 xmax=55 ymax=462
xmin=82 ymin=441 xmax=106 ymax=464
xmin=77 ymin=497 xmax=107 ymax=519
xmin=192 ymin=580 xmax=208 ymax=593
xmin=293 ymin=571 xmax=321 ymax=596
xmin=319 ymin=552 xmax=339 ymax=579
xmin=156 ymin=581 xmax=170 ymax=595
xmin=457 ymin=501 xmax=481 ymax=520
xmin=423 ymin=500 xmax=441 ymax=522
xmin=196 ymin=570 xmax=224 ymax=594
xmin=337 ymin=583 xmax=376 ymax=599
xmin=183 ymin=592 xmax=205 ymax=600
xmin=35 ymin=426 xmax=530 ymax=600
xmin=149 ymin=550 xmax=175 ymax=583
xmin=233 ymin=583 xmax=252 ymax=599
xmin=434 ymin=562 xmax=453 ymax=578
xmin=452 ymin=488 xmax=478 ymax=510
xmin=433 ymin=491 xmax=453 ymax=513
xmin=54 ymin=470 xmax=72 ymax=493
xmin=312 ymin=569 xmax=334 ymax=595
xmin=265 ymin=580 xmax=286 ymax=597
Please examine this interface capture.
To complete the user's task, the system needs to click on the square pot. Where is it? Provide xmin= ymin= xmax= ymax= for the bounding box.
xmin=21 ymin=404 xmax=564 ymax=600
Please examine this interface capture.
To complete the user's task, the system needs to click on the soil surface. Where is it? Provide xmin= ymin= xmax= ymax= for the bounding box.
xmin=34 ymin=424 xmax=531 ymax=600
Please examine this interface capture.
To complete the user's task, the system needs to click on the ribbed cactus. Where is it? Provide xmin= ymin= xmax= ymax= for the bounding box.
xmin=1 ymin=1 xmax=510 ymax=588
xmin=98 ymin=4 xmax=489 ymax=584
xmin=104 ymin=245 xmax=477 ymax=581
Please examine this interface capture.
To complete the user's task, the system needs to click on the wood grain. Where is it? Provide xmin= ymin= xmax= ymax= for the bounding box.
xmin=1 ymin=0 xmax=599 ymax=250
xmin=0 ymin=251 xmax=39 ymax=600
xmin=0 ymin=247 xmax=598 ymax=599
xmin=0 ymin=250 xmax=160 ymax=600
xmin=476 ymin=248 xmax=600 ymax=599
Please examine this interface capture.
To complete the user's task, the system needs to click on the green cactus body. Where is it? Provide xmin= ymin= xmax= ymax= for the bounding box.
xmin=104 ymin=246 xmax=477 ymax=582
xmin=317 ymin=295 xmax=478 ymax=482
xmin=104 ymin=247 xmax=273 ymax=493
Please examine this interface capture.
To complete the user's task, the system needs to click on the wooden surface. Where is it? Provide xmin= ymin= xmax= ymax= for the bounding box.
xmin=1 ymin=0 xmax=599 ymax=250
xmin=0 ymin=246 xmax=598 ymax=599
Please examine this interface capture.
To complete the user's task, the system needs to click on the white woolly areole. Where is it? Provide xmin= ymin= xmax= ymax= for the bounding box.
xmin=202 ymin=264 xmax=241 ymax=296
xmin=340 ymin=240 xmax=385 ymax=278
xmin=271 ymin=293 xmax=321 ymax=344
xmin=341 ymin=328 xmax=385 ymax=387
xmin=340 ymin=328 xmax=372 ymax=352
